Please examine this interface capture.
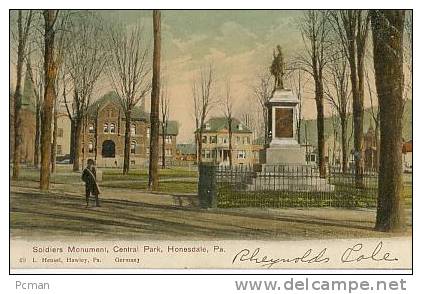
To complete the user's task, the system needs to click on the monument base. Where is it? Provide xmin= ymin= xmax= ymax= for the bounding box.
xmin=264 ymin=144 xmax=306 ymax=165
xmin=254 ymin=144 xmax=334 ymax=192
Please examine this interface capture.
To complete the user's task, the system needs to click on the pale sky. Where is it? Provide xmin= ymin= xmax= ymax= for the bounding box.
xmin=97 ymin=10 xmax=308 ymax=143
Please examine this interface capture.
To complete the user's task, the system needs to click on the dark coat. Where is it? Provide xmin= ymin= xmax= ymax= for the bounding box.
xmin=82 ymin=166 xmax=100 ymax=195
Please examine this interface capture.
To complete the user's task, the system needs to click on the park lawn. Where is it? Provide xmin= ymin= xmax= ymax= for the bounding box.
xmin=16 ymin=167 xmax=82 ymax=184
xmin=101 ymin=167 xmax=197 ymax=181
xmin=100 ymin=179 xmax=198 ymax=194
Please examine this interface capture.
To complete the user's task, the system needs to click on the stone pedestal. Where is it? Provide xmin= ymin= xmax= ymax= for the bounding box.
xmin=265 ymin=145 xmax=306 ymax=165
xmin=263 ymin=88 xmax=305 ymax=166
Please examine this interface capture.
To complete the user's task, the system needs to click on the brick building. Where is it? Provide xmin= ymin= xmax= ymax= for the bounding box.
xmin=81 ymin=92 xmax=178 ymax=168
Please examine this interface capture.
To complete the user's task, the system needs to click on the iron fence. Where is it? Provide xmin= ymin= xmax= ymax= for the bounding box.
xmin=198 ymin=163 xmax=378 ymax=209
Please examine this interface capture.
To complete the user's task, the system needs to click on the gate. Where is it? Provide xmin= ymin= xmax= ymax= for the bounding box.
xmin=198 ymin=164 xmax=217 ymax=208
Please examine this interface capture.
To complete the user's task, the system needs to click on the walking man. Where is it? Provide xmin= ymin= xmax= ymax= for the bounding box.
xmin=82 ymin=159 xmax=101 ymax=207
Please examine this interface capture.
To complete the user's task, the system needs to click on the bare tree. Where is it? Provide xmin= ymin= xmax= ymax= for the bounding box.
xmin=221 ymin=79 xmax=234 ymax=167
xmin=25 ymin=54 xmax=43 ymax=168
xmin=371 ymin=10 xmax=406 ymax=232
xmin=330 ymin=10 xmax=370 ymax=187
xmin=192 ymin=64 xmax=215 ymax=164
xmin=39 ymin=10 xmax=59 ymax=191
xmin=364 ymin=62 xmax=380 ymax=170
xmin=148 ymin=10 xmax=161 ymax=190
xmin=252 ymin=72 xmax=273 ymax=145
xmin=11 ymin=10 xmax=33 ymax=180
xmin=62 ymin=13 xmax=106 ymax=172
xmin=160 ymin=81 xmax=169 ymax=169
xmin=106 ymin=22 xmax=151 ymax=175
xmin=324 ymin=49 xmax=351 ymax=173
xmin=297 ymin=10 xmax=330 ymax=177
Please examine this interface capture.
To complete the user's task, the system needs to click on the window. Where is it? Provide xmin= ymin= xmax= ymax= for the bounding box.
xmin=131 ymin=160 xmax=136 ymax=165
xmin=165 ymin=149 xmax=172 ymax=156
xmin=56 ymin=145 xmax=62 ymax=155
xmin=205 ymin=150 xmax=211 ymax=158
xmin=130 ymin=141 xmax=136 ymax=154
xmin=146 ymin=147 xmax=150 ymax=155
xmin=247 ymin=136 xmax=250 ymax=144
xmin=202 ymin=136 xmax=207 ymax=144
xmin=221 ymin=137 xmax=228 ymax=144
xmin=211 ymin=150 xmax=217 ymax=158
xmin=237 ymin=150 xmax=246 ymax=159
xmin=147 ymin=127 xmax=150 ymax=139
xmin=130 ymin=124 xmax=136 ymax=136
xmin=109 ymin=123 xmax=116 ymax=134
xmin=88 ymin=141 xmax=94 ymax=153
xmin=88 ymin=124 xmax=94 ymax=134
xmin=102 ymin=140 xmax=115 ymax=158
xmin=205 ymin=123 xmax=211 ymax=130
xmin=165 ymin=135 xmax=172 ymax=144
xmin=210 ymin=136 xmax=217 ymax=144
xmin=238 ymin=124 xmax=243 ymax=131
xmin=237 ymin=136 xmax=241 ymax=144
xmin=103 ymin=123 xmax=109 ymax=133
xmin=201 ymin=150 xmax=206 ymax=158
xmin=58 ymin=128 xmax=63 ymax=137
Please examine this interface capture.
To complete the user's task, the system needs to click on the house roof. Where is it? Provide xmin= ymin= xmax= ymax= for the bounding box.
xmin=161 ymin=121 xmax=179 ymax=136
xmin=198 ymin=117 xmax=252 ymax=134
xmin=88 ymin=91 xmax=149 ymax=121
xmin=177 ymin=143 xmax=196 ymax=155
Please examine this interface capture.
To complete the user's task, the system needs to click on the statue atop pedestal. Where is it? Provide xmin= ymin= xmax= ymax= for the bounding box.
xmin=270 ymin=45 xmax=285 ymax=90
xmin=263 ymin=45 xmax=305 ymax=165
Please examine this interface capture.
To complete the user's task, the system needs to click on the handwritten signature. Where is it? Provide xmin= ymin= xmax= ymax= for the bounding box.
xmin=232 ymin=247 xmax=330 ymax=268
xmin=232 ymin=241 xmax=398 ymax=268
xmin=341 ymin=241 xmax=398 ymax=263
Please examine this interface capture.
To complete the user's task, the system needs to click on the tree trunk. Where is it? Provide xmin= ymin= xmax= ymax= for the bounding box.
xmin=374 ymin=122 xmax=380 ymax=171
xmin=72 ymin=117 xmax=82 ymax=172
xmin=34 ymin=101 xmax=41 ymax=167
xmin=315 ymin=80 xmax=326 ymax=177
xmin=12 ymin=18 xmax=25 ymax=179
xmin=340 ymin=116 xmax=348 ymax=173
xmin=51 ymin=101 xmax=58 ymax=173
xmin=12 ymin=77 xmax=23 ymax=180
xmin=263 ymin=109 xmax=268 ymax=146
xmin=197 ymin=131 xmax=203 ymax=164
xmin=40 ymin=10 xmax=58 ymax=191
xmin=372 ymin=10 xmax=406 ymax=232
xmin=161 ymin=125 xmax=166 ymax=168
xmin=123 ymin=112 xmax=131 ymax=175
xmin=69 ymin=118 xmax=76 ymax=164
xmin=228 ymin=118 xmax=233 ymax=167
xmin=148 ymin=10 xmax=161 ymax=190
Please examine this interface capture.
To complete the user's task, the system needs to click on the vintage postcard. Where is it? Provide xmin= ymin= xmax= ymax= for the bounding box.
xmin=9 ymin=9 xmax=412 ymax=273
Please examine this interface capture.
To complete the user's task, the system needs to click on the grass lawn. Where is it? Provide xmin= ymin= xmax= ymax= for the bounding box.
xmin=13 ymin=165 xmax=198 ymax=194
xmin=101 ymin=179 xmax=198 ymax=194
xmin=102 ymin=166 xmax=197 ymax=181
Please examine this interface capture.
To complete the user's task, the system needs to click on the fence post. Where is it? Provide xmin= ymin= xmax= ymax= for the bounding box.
xmin=198 ymin=163 xmax=217 ymax=208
